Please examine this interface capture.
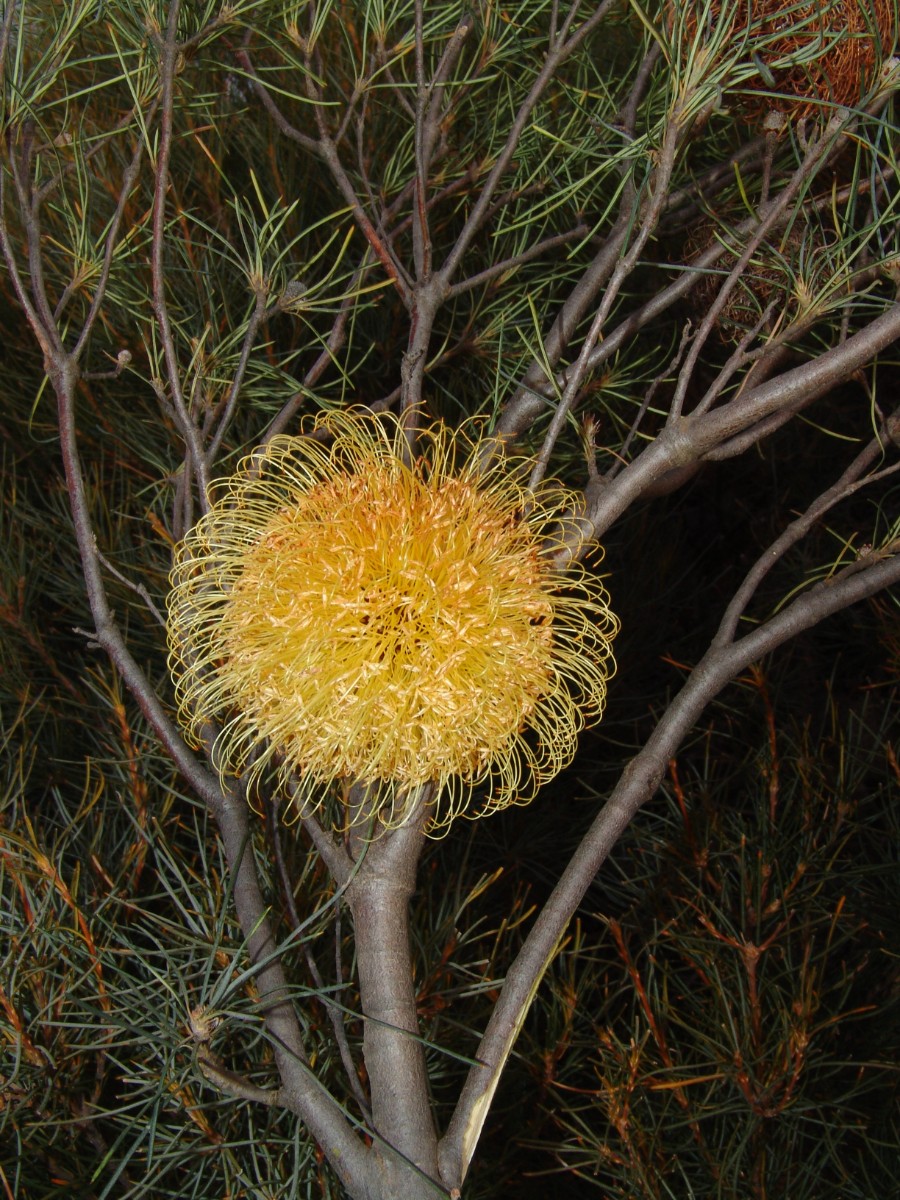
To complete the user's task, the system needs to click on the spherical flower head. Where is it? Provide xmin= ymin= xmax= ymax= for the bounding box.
xmin=167 ymin=409 xmax=618 ymax=833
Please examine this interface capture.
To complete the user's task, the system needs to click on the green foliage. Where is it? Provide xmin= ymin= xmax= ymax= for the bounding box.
xmin=0 ymin=687 xmax=349 ymax=1197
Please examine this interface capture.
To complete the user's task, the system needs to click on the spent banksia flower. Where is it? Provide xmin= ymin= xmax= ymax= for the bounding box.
xmin=678 ymin=0 xmax=896 ymax=123
xmin=167 ymin=409 xmax=618 ymax=833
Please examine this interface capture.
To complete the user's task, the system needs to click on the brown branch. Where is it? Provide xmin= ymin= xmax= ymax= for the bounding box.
xmin=8 ymin=128 xmax=63 ymax=350
xmin=278 ymin=21 xmax=415 ymax=306
xmin=502 ymin=136 xmax=874 ymax=448
xmin=0 ymin=174 xmax=56 ymax=361
xmin=196 ymin=1043 xmax=282 ymax=1107
xmin=233 ymin=48 xmax=321 ymax=155
xmin=2 ymin=80 xmax=375 ymax=1196
xmin=261 ymin=253 xmax=372 ymax=443
xmin=494 ymin=36 xmax=668 ymax=446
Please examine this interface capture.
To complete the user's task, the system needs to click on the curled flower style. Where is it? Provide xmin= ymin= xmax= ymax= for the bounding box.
xmin=167 ymin=409 xmax=618 ymax=833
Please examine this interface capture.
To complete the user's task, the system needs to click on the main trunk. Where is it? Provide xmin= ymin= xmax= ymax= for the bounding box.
xmin=347 ymin=816 xmax=444 ymax=1198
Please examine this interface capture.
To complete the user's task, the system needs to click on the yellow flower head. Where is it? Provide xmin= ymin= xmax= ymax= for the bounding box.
xmin=167 ymin=409 xmax=618 ymax=833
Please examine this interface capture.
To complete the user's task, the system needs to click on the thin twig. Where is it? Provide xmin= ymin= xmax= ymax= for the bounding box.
xmin=267 ymin=796 xmax=372 ymax=1123
xmin=446 ymin=224 xmax=590 ymax=299
xmin=205 ymin=292 xmax=270 ymax=465
xmin=617 ymin=317 xmax=696 ymax=467
xmin=439 ymin=0 xmax=617 ymax=284
xmin=567 ymin=301 xmax=900 ymax=557
xmin=262 ymin=257 xmax=369 ymax=443
xmin=670 ymin=114 xmax=845 ymax=423
xmin=617 ymin=43 xmax=662 ymax=138
xmin=715 ymin=408 xmax=900 ymax=645
xmin=151 ymin=0 xmax=210 ymax=507
xmin=0 ymin=174 xmax=56 ymax=359
xmin=529 ymin=113 xmax=684 ymax=488
xmin=495 ymin=212 xmax=632 ymax=442
xmin=8 ymin=128 xmax=63 ymax=349
xmin=196 ymin=1043 xmax=282 ymax=1106
xmin=514 ymin=170 xmax=888 ymax=447
xmin=0 ymin=0 xmax=18 ymax=89
xmin=96 ymin=548 xmax=166 ymax=629
xmin=233 ymin=48 xmax=321 ymax=155
xmin=72 ymin=111 xmax=155 ymax=361
xmin=412 ymin=0 xmax=431 ymax=283
xmin=424 ymin=13 xmax=473 ymax=158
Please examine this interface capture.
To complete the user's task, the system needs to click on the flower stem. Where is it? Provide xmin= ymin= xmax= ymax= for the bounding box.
xmin=347 ymin=798 xmax=445 ymax=1196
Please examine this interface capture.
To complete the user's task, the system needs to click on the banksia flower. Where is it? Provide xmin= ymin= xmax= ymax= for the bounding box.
xmin=167 ymin=409 xmax=618 ymax=833
xmin=740 ymin=0 xmax=895 ymax=121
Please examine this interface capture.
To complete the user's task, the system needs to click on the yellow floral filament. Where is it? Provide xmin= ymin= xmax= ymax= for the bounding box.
xmin=167 ymin=409 xmax=618 ymax=832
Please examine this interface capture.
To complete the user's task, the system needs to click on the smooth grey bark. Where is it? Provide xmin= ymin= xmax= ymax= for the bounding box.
xmin=347 ymin=806 xmax=446 ymax=1199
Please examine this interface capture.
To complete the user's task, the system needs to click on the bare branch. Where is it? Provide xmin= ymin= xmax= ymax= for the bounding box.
xmin=346 ymin=790 xmax=442 ymax=1191
xmin=439 ymin=0 xmax=618 ymax=284
xmin=151 ymin=0 xmax=210 ymax=507
xmin=95 ymin=547 xmax=166 ymax=629
xmin=196 ymin=1043 xmax=282 ymax=1107
xmin=412 ymin=0 xmax=431 ymax=284
xmin=669 ymin=113 xmax=845 ymax=423
xmin=715 ymin=407 xmax=900 ymax=645
xmin=46 ymin=337 xmax=372 ymax=1189
xmin=439 ymin=545 xmax=900 ymax=1191
xmin=495 ymin=213 xmax=632 ymax=441
xmin=696 ymin=304 xmax=900 ymax=458
xmin=424 ymin=13 xmax=474 ymax=157
xmin=0 ymin=0 xmax=17 ymax=89
xmin=72 ymin=117 xmax=153 ymax=361
xmin=446 ymin=223 xmax=590 ymax=300
xmin=529 ymin=114 xmax=684 ymax=487
xmin=564 ymin=302 xmax=900 ymax=559
xmin=53 ymin=358 xmax=218 ymax=802
xmin=210 ymin=776 xmax=373 ymax=1194
xmin=267 ymin=795 xmax=372 ymax=1123
xmin=233 ymin=48 xmax=321 ymax=155
xmin=8 ymin=129 xmax=64 ymax=350
xmin=0 ymin=173 xmax=57 ymax=360
xmin=205 ymin=291 xmax=270 ymax=465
